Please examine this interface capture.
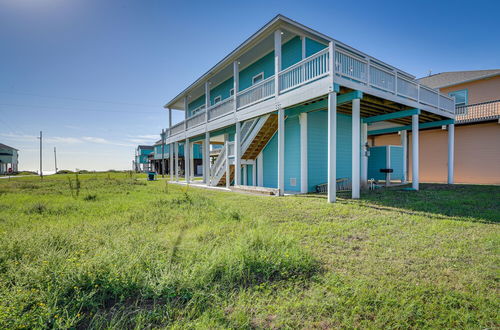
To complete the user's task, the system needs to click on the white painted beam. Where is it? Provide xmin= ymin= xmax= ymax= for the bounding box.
xmin=174 ymin=141 xmax=179 ymax=182
xmin=401 ymin=130 xmax=407 ymax=183
xmin=205 ymin=132 xmax=210 ymax=184
xmin=300 ymin=112 xmax=308 ymax=193
xmin=412 ymin=114 xmax=419 ymax=190
xmin=225 ymin=140 xmax=230 ymax=189
xmin=234 ymin=121 xmax=241 ymax=186
xmin=233 ymin=61 xmax=239 ymax=112
xmin=277 ymin=107 xmax=285 ymax=195
xmin=274 ymin=29 xmax=282 ymax=97
xmin=252 ymin=162 xmax=256 ymax=186
xmin=360 ymin=123 xmax=368 ymax=189
xmin=190 ymin=141 xmax=194 ymax=179
xmin=169 ymin=142 xmax=174 ymax=181
xmin=352 ymin=98 xmax=361 ymax=199
xmin=447 ymin=124 xmax=455 ymax=184
xmin=257 ymin=153 xmax=263 ymax=186
xmin=328 ymin=91 xmax=337 ymax=203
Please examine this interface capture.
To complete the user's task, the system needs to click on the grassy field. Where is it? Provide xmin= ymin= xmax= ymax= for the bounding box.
xmin=0 ymin=173 xmax=498 ymax=329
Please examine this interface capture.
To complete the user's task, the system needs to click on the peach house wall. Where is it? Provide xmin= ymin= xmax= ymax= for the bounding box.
xmin=373 ymin=122 xmax=500 ymax=185
xmin=440 ymin=75 xmax=500 ymax=104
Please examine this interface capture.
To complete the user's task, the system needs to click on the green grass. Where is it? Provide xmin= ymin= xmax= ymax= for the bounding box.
xmin=0 ymin=173 xmax=498 ymax=329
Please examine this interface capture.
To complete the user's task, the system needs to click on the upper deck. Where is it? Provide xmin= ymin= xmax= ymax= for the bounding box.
xmin=163 ymin=15 xmax=455 ymax=143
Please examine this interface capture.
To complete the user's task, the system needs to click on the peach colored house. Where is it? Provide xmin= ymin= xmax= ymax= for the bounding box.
xmin=371 ymin=70 xmax=500 ymax=184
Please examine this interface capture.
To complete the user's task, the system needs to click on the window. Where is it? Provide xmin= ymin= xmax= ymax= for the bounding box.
xmin=448 ymin=89 xmax=468 ymax=106
xmin=213 ymin=95 xmax=222 ymax=104
xmin=191 ymin=105 xmax=205 ymax=116
xmin=230 ymin=88 xmax=234 ymax=96
xmin=252 ymin=72 xmax=264 ymax=85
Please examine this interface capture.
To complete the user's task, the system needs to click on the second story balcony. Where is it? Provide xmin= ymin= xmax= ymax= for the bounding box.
xmin=455 ymin=99 xmax=500 ymax=124
xmin=163 ymin=15 xmax=456 ymax=142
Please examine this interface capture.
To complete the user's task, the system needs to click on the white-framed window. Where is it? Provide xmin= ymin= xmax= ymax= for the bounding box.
xmin=448 ymin=89 xmax=468 ymax=107
xmin=213 ymin=95 xmax=222 ymax=104
xmin=191 ymin=105 xmax=205 ymax=116
xmin=252 ymin=72 xmax=264 ymax=85
xmin=230 ymin=88 xmax=235 ymax=96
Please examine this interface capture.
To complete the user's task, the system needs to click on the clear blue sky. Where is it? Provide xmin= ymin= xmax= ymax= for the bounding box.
xmin=1 ymin=0 xmax=498 ymax=171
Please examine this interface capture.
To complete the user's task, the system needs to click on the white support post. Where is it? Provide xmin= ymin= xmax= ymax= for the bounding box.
xmin=184 ymin=96 xmax=188 ymax=131
xmin=204 ymin=132 xmax=210 ymax=184
xmin=252 ymin=162 xmax=256 ymax=186
xmin=328 ymin=91 xmax=337 ymax=203
xmin=169 ymin=143 xmax=174 ymax=181
xmin=385 ymin=146 xmax=391 ymax=185
xmin=412 ymin=114 xmax=419 ymax=190
xmin=352 ymin=98 xmax=361 ymax=199
xmin=225 ymin=141 xmax=230 ymax=189
xmin=234 ymin=121 xmax=241 ymax=186
xmin=401 ymin=130 xmax=407 ymax=183
xmin=447 ymin=124 xmax=455 ymax=184
xmin=205 ymin=81 xmax=210 ymax=123
xmin=185 ymin=139 xmax=190 ymax=184
xmin=300 ymin=112 xmax=308 ymax=193
xmin=301 ymin=35 xmax=306 ymax=60
xmin=274 ymin=29 xmax=282 ymax=97
xmin=243 ymin=164 xmax=247 ymax=186
xmin=361 ymin=123 xmax=368 ymax=189
xmin=174 ymin=141 xmax=179 ymax=182
xmin=257 ymin=153 xmax=263 ymax=186
xmin=277 ymin=107 xmax=285 ymax=196
xmin=168 ymin=108 xmax=172 ymax=136
xmin=233 ymin=61 xmax=239 ymax=112
xmin=190 ymin=142 xmax=194 ymax=179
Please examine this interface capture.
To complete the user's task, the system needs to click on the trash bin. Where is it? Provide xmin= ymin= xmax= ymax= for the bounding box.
xmin=147 ymin=171 xmax=156 ymax=181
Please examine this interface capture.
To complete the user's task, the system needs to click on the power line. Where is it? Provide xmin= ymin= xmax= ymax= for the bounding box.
xmin=0 ymin=90 xmax=161 ymax=108
xmin=0 ymin=103 xmax=161 ymax=114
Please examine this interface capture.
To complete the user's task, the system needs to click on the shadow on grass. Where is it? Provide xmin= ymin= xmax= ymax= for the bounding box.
xmin=295 ymin=184 xmax=500 ymax=224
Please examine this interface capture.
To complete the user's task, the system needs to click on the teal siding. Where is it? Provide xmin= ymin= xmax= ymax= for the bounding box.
xmin=282 ymin=36 xmax=302 ymax=70
xmin=210 ymin=77 xmax=234 ymax=105
xmin=154 ymin=144 xmax=170 ymax=160
xmin=368 ymin=146 xmax=386 ymax=181
xmin=247 ymin=164 xmax=253 ymax=185
xmin=307 ymin=110 xmax=353 ymax=192
xmin=263 ymin=132 xmax=278 ymax=188
xmin=390 ymin=146 xmax=404 ymax=181
xmin=187 ymin=95 xmax=205 ymax=117
xmin=305 ymin=37 xmax=327 ymax=57
xmin=239 ymin=51 xmax=275 ymax=91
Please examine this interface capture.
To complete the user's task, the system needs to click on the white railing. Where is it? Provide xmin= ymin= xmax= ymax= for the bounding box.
xmin=241 ymin=115 xmax=269 ymax=154
xmin=333 ymin=47 xmax=455 ymax=115
xmin=237 ymin=76 xmax=275 ymax=109
xmin=170 ymin=121 xmax=184 ymax=135
xmin=227 ymin=141 xmax=235 ymax=157
xmin=208 ymin=97 xmax=234 ymax=120
xmin=186 ymin=111 xmax=206 ymax=129
xmin=279 ymin=48 xmax=329 ymax=92
xmin=210 ymin=144 xmax=226 ymax=179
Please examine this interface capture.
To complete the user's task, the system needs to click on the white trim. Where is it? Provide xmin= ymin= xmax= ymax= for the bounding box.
xmin=412 ymin=114 xmax=419 ymax=190
xmin=327 ymin=91 xmax=337 ymax=203
xmin=447 ymin=124 xmax=454 ymax=184
xmin=401 ymin=130 xmax=407 ymax=183
xmin=351 ymin=98 xmax=360 ymax=199
xmin=277 ymin=107 xmax=285 ymax=195
xmin=252 ymin=162 xmax=256 ymax=186
xmin=230 ymin=88 xmax=235 ymax=96
xmin=300 ymin=112 xmax=308 ymax=193
xmin=257 ymin=152 xmax=264 ymax=186
xmin=252 ymin=72 xmax=264 ymax=85
xmin=213 ymin=95 xmax=222 ymax=104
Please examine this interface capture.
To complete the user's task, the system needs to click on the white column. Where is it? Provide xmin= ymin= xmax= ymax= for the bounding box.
xmin=385 ymin=146 xmax=391 ymax=184
xmin=360 ymin=123 xmax=368 ymax=189
xmin=185 ymin=139 xmax=190 ymax=183
xmin=184 ymin=96 xmax=189 ymax=131
xmin=328 ymin=91 xmax=337 ymax=203
xmin=174 ymin=141 xmax=179 ymax=182
xmin=301 ymin=36 xmax=306 ymax=59
xmin=274 ymin=29 xmax=282 ymax=97
xmin=169 ymin=143 xmax=174 ymax=181
xmin=447 ymin=123 xmax=455 ymax=184
xmin=257 ymin=153 xmax=263 ymax=186
xmin=243 ymin=164 xmax=247 ymax=186
xmin=277 ymin=107 xmax=285 ymax=195
xmin=190 ymin=142 xmax=194 ymax=178
xmin=234 ymin=121 xmax=241 ymax=186
xmin=225 ymin=140 xmax=230 ymax=189
xmin=168 ymin=108 xmax=172 ymax=135
xmin=252 ymin=162 xmax=256 ymax=186
xmin=352 ymin=98 xmax=361 ymax=199
xmin=300 ymin=112 xmax=308 ymax=193
xmin=412 ymin=114 xmax=419 ymax=190
xmin=401 ymin=130 xmax=407 ymax=183
xmin=233 ymin=61 xmax=239 ymax=112
xmin=204 ymin=132 xmax=210 ymax=184
xmin=205 ymin=81 xmax=210 ymax=123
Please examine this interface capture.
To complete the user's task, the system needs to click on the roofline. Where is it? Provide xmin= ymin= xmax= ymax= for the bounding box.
xmin=433 ymin=72 xmax=500 ymax=89
xmin=163 ymin=14 xmax=416 ymax=110
xmin=0 ymin=144 xmax=18 ymax=151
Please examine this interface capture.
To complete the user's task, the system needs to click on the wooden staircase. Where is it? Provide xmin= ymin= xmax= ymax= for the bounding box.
xmin=242 ymin=114 xmax=278 ymax=160
xmin=218 ymin=164 xmax=235 ymax=186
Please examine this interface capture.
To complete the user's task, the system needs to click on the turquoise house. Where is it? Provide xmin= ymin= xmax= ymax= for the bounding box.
xmin=160 ymin=15 xmax=456 ymax=202
xmin=134 ymin=145 xmax=153 ymax=172
xmin=0 ymin=143 xmax=19 ymax=174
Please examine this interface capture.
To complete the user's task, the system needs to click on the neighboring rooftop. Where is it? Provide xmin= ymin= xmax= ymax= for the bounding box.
xmin=138 ymin=145 xmax=154 ymax=149
xmin=418 ymin=69 xmax=500 ymax=89
xmin=0 ymin=143 xmax=18 ymax=151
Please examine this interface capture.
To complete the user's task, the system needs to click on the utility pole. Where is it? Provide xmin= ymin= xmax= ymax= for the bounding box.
xmin=161 ymin=129 xmax=165 ymax=178
xmin=54 ymin=147 xmax=58 ymax=174
xmin=38 ymin=131 xmax=43 ymax=180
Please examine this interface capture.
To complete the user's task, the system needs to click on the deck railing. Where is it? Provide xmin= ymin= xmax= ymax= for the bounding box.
xmin=186 ymin=110 xmax=206 ymax=129
xmin=456 ymin=100 xmax=500 ymax=123
xmin=237 ymin=76 xmax=275 ymax=109
xmin=208 ymin=97 xmax=234 ymax=120
xmin=169 ymin=45 xmax=456 ymax=138
xmin=279 ymin=48 xmax=329 ymax=92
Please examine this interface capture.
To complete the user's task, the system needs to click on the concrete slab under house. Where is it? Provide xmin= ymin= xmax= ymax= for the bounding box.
xmin=160 ymin=15 xmax=456 ymax=202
